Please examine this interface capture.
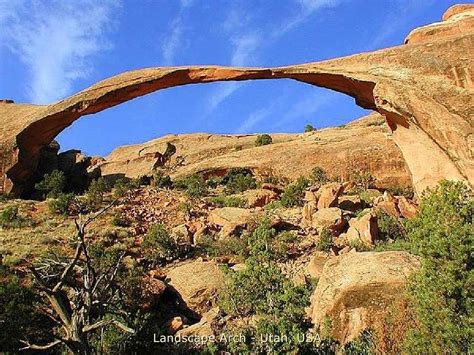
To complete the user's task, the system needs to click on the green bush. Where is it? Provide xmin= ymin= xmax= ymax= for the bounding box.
xmin=153 ymin=171 xmax=173 ymax=189
xmin=35 ymin=169 xmax=66 ymax=199
xmin=402 ymin=181 xmax=473 ymax=353
xmin=386 ymin=185 xmax=415 ymax=199
xmin=255 ymin=134 xmax=272 ymax=146
xmin=113 ymin=178 xmax=140 ymax=198
xmin=0 ymin=266 xmax=55 ymax=352
xmin=349 ymin=170 xmax=375 ymax=189
xmin=0 ymin=205 xmax=32 ymax=228
xmin=223 ymin=168 xmax=257 ymax=194
xmin=316 ymin=228 xmax=334 ymax=251
xmin=377 ymin=210 xmax=405 ymax=240
xmin=199 ymin=234 xmax=248 ymax=259
xmin=280 ymin=176 xmax=310 ymax=207
xmin=86 ymin=178 xmax=110 ymax=209
xmin=312 ymin=166 xmax=328 ymax=184
xmin=142 ymin=224 xmax=178 ymax=262
xmin=304 ymin=124 xmax=316 ymax=132
xmin=209 ymin=195 xmax=246 ymax=208
xmin=175 ymin=174 xmax=208 ymax=198
xmin=48 ymin=192 xmax=76 ymax=215
xmin=344 ymin=330 xmax=374 ymax=354
xmin=111 ymin=213 xmax=131 ymax=227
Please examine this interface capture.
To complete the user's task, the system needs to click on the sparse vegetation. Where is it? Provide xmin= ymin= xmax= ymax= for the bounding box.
xmin=142 ymin=224 xmax=179 ymax=262
xmin=85 ymin=177 xmax=110 ymax=210
xmin=377 ymin=210 xmax=405 ymax=241
xmin=153 ymin=170 xmax=173 ymax=189
xmin=316 ymin=228 xmax=334 ymax=251
xmin=209 ymin=195 xmax=246 ymax=208
xmin=175 ymin=174 xmax=208 ymax=198
xmin=35 ymin=169 xmax=66 ymax=199
xmin=0 ymin=205 xmax=32 ymax=228
xmin=255 ymin=134 xmax=272 ymax=146
xmin=311 ymin=166 xmax=328 ymax=184
xmin=305 ymin=124 xmax=316 ymax=132
xmin=350 ymin=170 xmax=375 ymax=189
xmin=111 ymin=213 xmax=131 ymax=227
xmin=223 ymin=168 xmax=257 ymax=194
xmin=280 ymin=176 xmax=310 ymax=207
xmin=48 ymin=192 xmax=76 ymax=215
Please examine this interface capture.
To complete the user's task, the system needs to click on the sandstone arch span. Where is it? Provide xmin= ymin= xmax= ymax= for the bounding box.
xmin=1 ymin=4 xmax=473 ymax=196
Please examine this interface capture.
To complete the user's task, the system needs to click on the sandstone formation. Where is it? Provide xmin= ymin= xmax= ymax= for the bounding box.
xmin=1 ymin=4 xmax=472 ymax=196
xmin=309 ymin=251 xmax=420 ymax=344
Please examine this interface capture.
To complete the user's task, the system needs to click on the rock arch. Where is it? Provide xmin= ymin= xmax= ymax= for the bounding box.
xmin=1 ymin=4 xmax=473 ymax=196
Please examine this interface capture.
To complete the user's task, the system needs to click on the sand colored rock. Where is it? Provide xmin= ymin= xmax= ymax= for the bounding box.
xmin=317 ymin=183 xmax=344 ymax=209
xmin=207 ymin=207 xmax=255 ymax=237
xmin=307 ymin=251 xmax=331 ymax=278
xmin=309 ymin=251 xmax=420 ymax=344
xmin=0 ymin=4 xmax=472 ymax=196
xmin=166 ymin=260 xmax=223 ymax=314
xmin=339 ymin=211 xmax=379 ymax=246
xmin=310 ymin=207 xmax=346 ymax=234
xmin=238 ymin=188 xmax=278 ymax=208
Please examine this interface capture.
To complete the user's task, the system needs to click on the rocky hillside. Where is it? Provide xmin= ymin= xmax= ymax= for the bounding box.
xmin=98 ymin=113 xmax=411 ymax=189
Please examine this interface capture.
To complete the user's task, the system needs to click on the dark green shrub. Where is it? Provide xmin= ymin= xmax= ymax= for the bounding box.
xmin=153 ymin=171 xmax=173 ymax=189
xmin=223 ymin=168 xmax=257 ymax=194
xmin=0 ymin=266 xmax=55 ymax=352
xmin=86 ymin=177 xmax=110 ymax=209
xmin=0 ymin=205 xmax=32 ymax=228
xmin=304 ymin=124 xmax=316 ymax=132
xmin=344 ymin=330 xmax=374 ymax=354
xmin=209 ymin=195 xmax=246 ymax=208
xmin=255 ymin=134 xmax=272 ymax=146
xmin=175 ymin=174 xmax=208 ymax=198
xmin=403 ymin=181 xmax=473 ymax=353
xmin=142 ymin=224 xmax=178 ymax=261
xmin=48 ymin=192 xmax=76 ymax=215
xmin=312 ymin=166 xmax=328 ymax=184
xmin=199 ymin=234 xmax=248 ymax=259
xmin=386 ymin=185 xmax=415 ymax=199
xmin=349 ymin=170 xmax=375 ymax=189
xmin=113 ymin=178 xmax=140 ymax=198
xmin=316 ymin=228 xmax=334 ymax=251
xmin=377 ymin=210 xmax=405 ymax=240
xmin=35 ymin=169 xmax=66 ymax=198
xmin=280 ymin=176 xmax=310 ymax=207
xmin=111 ymin=214 xmax=131 ymax=227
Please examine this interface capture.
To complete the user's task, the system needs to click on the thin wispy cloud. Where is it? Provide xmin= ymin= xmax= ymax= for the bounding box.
xmin=161 ymin=0 xmax=194 ymax=65
xmin=0 ymin=0 xmax=119 ymax=104
xmin=237 ymin=105 xmax=275 ymax=133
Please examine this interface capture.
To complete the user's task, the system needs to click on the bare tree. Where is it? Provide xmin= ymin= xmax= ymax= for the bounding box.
xmin=21 ymin=201 xmax=134 ymax=354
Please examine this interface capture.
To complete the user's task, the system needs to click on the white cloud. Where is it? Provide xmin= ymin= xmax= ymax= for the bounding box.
xmin=237 ymin=106 xmax=274 ymax=133
xmin=0 ymin=0 xmax=119 ymax=104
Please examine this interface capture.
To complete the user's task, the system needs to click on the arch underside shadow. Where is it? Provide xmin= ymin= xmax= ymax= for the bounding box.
xmin=1 ymin=19 xmax=473 ymax=196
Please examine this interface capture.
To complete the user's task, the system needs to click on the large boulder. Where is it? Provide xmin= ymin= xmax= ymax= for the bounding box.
xmin=310 ymin=207 xmax=346 ymax=235
xmin=166 ymin=260 xmax=224 ymax=314
xmin=317 ymin=183 xmax=344 ymax=210
xmin=397 ymin=196 xmax=418 ymax=219
xmin=239 ymin=188 xmax=278 ymax=208
xmin=208 ymin=207 xmax=255 ymax=237
xmin=309 ymin=251 xmax=420 ymax=344
xmin=338 ymin=210 xmax=379 ymax=246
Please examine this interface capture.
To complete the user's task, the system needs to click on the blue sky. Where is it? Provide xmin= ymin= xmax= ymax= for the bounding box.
xmin=0 ymin=0 xmax=461 ymax=156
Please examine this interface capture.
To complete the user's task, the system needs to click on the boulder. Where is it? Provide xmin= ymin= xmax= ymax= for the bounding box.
xmin=311 ymin=207 xmax=346 ymax=235
xmin=208 ymin=207 xmax=254 ymax=237
xmin=172 ymin=224 xmax=193 ymax=246
xmin=397 ymin=196 xmax=418 ymax=219
xmin=140 ymin=276 xmax=167 ymax=311
xmin=164 ymin=316 xmax=186 ymax=334
xmin=307 ymin=251 xmax=331 ymax=278
xmin=375 ymin=191 xmax=400 ymax=218
xmin=166 ymin=260 xmax=224 ymax=314
xmin=317 ymin=183 xmax=344 ymax=210
xmin=240 ymin=188 xmax=278 ymax=207
xmin=339 ymin=210 xmax=379 ymax=246
xmin=309 ymin=251 xmax=420 ymax=344
xmin=176 ymin=307 xmax=219 ymax=339
xmin=261 ymin=183 xmax=283 ymax=194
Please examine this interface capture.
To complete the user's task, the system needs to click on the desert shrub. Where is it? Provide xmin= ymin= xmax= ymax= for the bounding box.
xmin=111 ymin=213 xmax=131 ymax=227
xmin=35 ymin=169 xmax=66 ymax=199
xmin=222 ymin=168 xmax=257 ymax=194
xmin=402 ymin=180 xmax=473 ymax=353
xmin=0 ymin=266 xmax=55 ymax=352
xmin=311 ymin=166 xmax=328 ymax=184
xmin=316 ymin=228 xmax=334 ymax=251
xmin=85 ymin=177 xmax=110 ymax=210
xmin=206 ymin=176 xmax=224 ymax=188
xmin=280 ymin=176 xmax=310 ymax=207
xmin=359 ymin=189 xmax=381 ymax=205
xmin=344 ymin=330 xmax=374 ymax=354
xmin=142 ymin=224 xmax=178 ymax=262
xmin=113 ymin=178 xmax=140 ymax=198
xmin=262 ymin=174 xmax=280 ymax=185
xmin=0 ymin=205 xmax=32 ymax=228
xmin=153 ymin=171 xmax=173 ymax=189
xmin=209 ymin=195 xmax=246 ymax=208
xmin=377 ymin=210 xmax=405 ymax=240
xmin=199 ymin=234 xmax=248 ymax=259
xmin=349 ymin=170 xmax=375 ymax=189
xmin=255 ymin=134 xmax=272 ymax=146
xmin=174 ymin=174 xmax=208 ymax=198
xmin=48 ymin=192 xmax=76 ymax=215
xmin=348 ymin=239 xmax=372 ymax=252
xmin=304 ymin=124 xmax=316 ymax=132
xmin=218 ymin=220 xmax=333 ymax=353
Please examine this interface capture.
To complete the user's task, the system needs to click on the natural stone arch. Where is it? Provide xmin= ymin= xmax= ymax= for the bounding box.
xmin=1 ymin=4 xmax=473 ymax=196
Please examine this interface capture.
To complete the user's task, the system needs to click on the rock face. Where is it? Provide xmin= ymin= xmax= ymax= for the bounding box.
xmin=0 ymin=4 xmax=472 ymax=196
xmin=309 ymin=251 xmax=420 ymax=344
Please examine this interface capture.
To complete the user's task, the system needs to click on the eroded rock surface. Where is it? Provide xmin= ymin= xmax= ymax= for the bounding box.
xmin=1 ymin=4 xmax=472 ymax=196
